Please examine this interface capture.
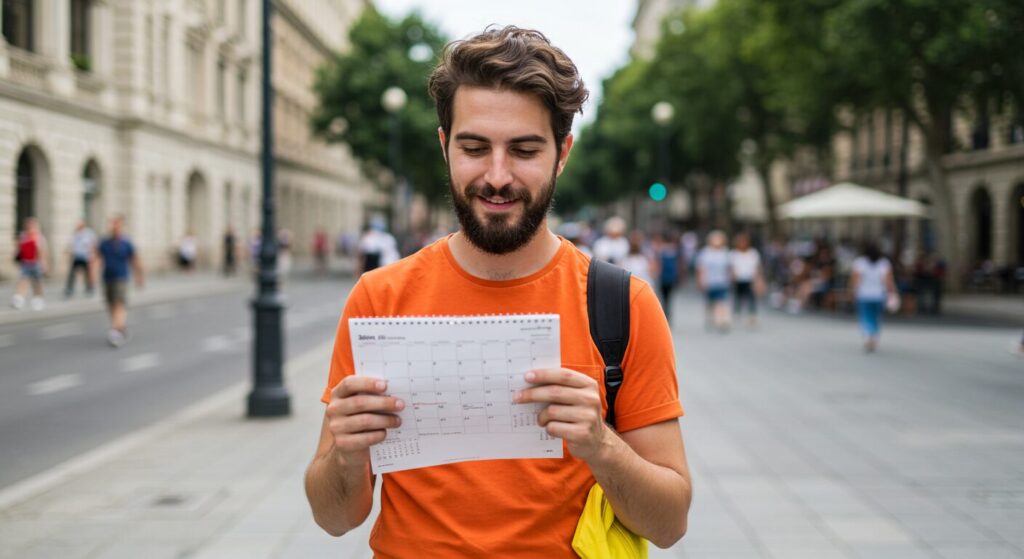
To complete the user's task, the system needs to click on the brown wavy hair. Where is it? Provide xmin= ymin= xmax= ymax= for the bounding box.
xmin=428 ymin=26 xmax=589 ymax=151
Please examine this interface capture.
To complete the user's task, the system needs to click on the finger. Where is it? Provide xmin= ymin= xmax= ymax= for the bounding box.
xmin=332 ymin=411 xmax=402 ymax=435
xmin=332 ymin=375 xmax=388 ymax=398
xmin=334 ymin=394 xmax=405 ymax=416
xmin=515 ymin=384 xmax=600 ymax=407
xmin=538 ymin=403 xmax=599 ymax=426
xmin=525 ymin=368 xmax=596 ymax=388
xmin=543 ymin=420 xmax=586 ymax=441
xmin=334 ymin=429 xmax=388 ymax=452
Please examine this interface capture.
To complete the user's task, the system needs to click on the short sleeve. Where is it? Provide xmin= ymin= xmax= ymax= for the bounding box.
xmin=320 ymin=279 xmax=377 ymax=404
xmin=614 ymin=282 xmax=684 ymax=433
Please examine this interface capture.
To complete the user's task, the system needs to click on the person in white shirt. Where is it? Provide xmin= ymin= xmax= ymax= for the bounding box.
xmin=696 ymin=230 xmax=732 ymax=331
xmin=622 ymin=233 xmax=655 ymax=286
xmin=729 ymin=233 xmax=763 ymax=326
xmin=849 ymin=242 xmax=897 ymax=352
xmin=65 ymin=221 xmax=97 ymax=298
xmin=592 ymin=216 xmax=630 ymax=266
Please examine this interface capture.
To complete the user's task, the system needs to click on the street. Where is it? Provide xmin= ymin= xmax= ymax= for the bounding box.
xmin=1 ymin=282 xmax=1022 ymax=558
xmin=0 ymin=276 xmax=352 ymax=490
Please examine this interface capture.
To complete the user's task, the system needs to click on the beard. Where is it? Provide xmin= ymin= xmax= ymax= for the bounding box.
xmin=447 ymin=164 xmax=557 ymax=255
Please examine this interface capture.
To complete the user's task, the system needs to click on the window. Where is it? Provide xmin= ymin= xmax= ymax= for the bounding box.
xmin=2 ymin=0 xmax=34 ymax=51
xmin=70 ymin=0 xmax=92 ymax=70
xmin=237 ymin=68 xmax=247 ymax=126
xmin=217 ymin=57 xmax=226 ymax=119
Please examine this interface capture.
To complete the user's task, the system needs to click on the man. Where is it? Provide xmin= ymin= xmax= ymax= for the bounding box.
xmin=11 ymin=217 xmax=48 ymax=310
xmin=65 ymin=221 xmax=97 ymax=298
xmin=592 ymin=215 xmax=630 ymax=266
xmin=697 ymin=230 xmax=732 ymax=331
xmin=305 ymin=27 xmax=691 ymax=557
xmin=96 ymin=216 xmax=143 ymax=347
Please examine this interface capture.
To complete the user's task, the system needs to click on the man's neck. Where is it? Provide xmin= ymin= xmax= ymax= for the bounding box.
xmin=448 ymin=226 xmax=562 ymax=281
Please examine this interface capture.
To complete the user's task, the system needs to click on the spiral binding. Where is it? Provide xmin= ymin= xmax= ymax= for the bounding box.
xmin=349 ymin=314 xmax=559 ymax=326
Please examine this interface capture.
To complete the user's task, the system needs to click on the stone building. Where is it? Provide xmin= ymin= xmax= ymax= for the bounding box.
xmin=1 ymin=0 xmax=374 ymax=279
xmin=832 ymin=109 xmax=1024 ymax=285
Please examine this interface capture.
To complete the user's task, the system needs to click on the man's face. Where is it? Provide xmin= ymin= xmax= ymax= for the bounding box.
xmin=441 ymin=86 xmax=572 ymax=255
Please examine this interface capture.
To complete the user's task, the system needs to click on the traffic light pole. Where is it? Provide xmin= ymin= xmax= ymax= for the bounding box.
xmin=248 ymin=0 xmax=290 ymax=418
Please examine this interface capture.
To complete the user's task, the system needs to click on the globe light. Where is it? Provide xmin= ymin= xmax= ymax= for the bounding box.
xmin=651 ymin=101 xmax=675 ymax=125
xmin=649 ymin=182 xmax=668 ymax=201
xmin=381 ymin=87 xmax=407 ymax=113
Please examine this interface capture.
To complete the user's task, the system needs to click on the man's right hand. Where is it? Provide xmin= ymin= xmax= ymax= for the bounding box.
xmin=326 ymin=376 xmax=404 ymax=467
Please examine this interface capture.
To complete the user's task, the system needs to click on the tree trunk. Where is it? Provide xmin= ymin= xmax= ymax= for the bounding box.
xmin=755 ymin=160 xmax=778 ymax=242
xmin=922 ymin=142 xmax=961 ymax=292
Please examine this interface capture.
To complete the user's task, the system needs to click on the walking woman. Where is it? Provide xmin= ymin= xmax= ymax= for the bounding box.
xmin=849 ymin=242 xmax=897 ymax=352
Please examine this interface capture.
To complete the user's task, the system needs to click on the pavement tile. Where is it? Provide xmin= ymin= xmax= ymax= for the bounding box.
xmin=932 ymin=544 xmax=1024 ymax=559
xmin=848 ymin=543 xmax=937 ymax=559
xmin=822 ymin=515 xmax=916 ymax=545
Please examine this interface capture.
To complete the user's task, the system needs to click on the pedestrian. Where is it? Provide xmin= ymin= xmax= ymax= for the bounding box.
xmin=729 ymin=232 xmax=763 ymax=327
xmin=95 ymin=216 xmax=144 ymax=347
xmin=305 ymin=26 xmax=691 ymax=557
xmin=177 ymin=232 xmax=197 ymax=272
xmin=622 ymin=231 xmax=655 ymax=286
xmin=355 ymin=218 xmax=398 ymax=275
xmin=696 ymin=230 xmax=731 ymax=331
xmin=313 ymin=227 xmax=329 ymax=274
xmin=653 ymin=231 xmax=681 ymax=323
xmin=277 ymin=229 xmax=293 ymax=279
xmin=849 ymin=242 xmax=897 ymax=352
xmin=64 ymin=221 xmax=97 ymax=298
xmin=222 ymin=227 xmax=237 ymax=276
xmin=592 ymin=216 xmax=629 ymax=266
xmin=10 ymin=217 xmax=48 ymax=310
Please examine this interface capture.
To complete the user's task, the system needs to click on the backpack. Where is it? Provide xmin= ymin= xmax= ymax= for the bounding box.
xmin=586 ymin=258 xmax=632 ymax=430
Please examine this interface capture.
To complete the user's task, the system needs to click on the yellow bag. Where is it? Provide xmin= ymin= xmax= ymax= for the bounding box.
xmin=571 ymin=484 xmax=648 ymax=559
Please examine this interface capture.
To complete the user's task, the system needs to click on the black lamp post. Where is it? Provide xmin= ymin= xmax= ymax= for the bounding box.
xmin=248 ymin=0 xmax=290 ymax=417
xmin=382 ymin=86 xmax=407 ymax=242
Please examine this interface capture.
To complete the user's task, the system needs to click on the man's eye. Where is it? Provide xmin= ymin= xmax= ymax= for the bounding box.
xmin=462 ymin=146 xmax=487 ymax=156
xmin=514 ymin=149 xmax=539 ymax=157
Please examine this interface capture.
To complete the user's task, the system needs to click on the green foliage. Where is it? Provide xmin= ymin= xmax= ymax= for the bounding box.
xmin=311 ymin=8 xmax=450 ymax=204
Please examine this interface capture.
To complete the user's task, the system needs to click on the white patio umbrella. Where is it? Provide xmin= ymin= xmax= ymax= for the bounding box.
xmin=778 ymin=182 xmax=929 ymax=219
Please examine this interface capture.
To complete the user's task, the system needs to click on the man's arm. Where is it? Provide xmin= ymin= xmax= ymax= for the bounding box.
xmin=518 ymin=369 xmax=691 ymax=548
xmin=131 ymin=252 xmax=145 ymax=288
xmin=305 ymin=376 xmax=402 ymax=536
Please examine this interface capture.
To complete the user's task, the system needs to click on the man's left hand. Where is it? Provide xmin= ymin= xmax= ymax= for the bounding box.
xmin=515 ymin=368 xmax=608 ymax=461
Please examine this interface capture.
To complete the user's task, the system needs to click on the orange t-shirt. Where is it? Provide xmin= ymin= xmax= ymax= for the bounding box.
xmin=322 ymin=236 xmax=683 ymax=558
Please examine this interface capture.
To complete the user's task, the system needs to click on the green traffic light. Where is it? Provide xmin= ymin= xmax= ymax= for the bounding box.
xmin=649 ymin=182 xmax=667 ymax=201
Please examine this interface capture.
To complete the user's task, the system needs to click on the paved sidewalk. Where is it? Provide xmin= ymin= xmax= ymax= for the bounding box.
xmin=1 ymin=292 xmax=1021 ymax=558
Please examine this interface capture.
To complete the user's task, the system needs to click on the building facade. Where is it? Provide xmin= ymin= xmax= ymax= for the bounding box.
xmin=831 ymin=108 xmax=1024 ymax=284
xmin=1 ymin=0 xmax=374 ymax=279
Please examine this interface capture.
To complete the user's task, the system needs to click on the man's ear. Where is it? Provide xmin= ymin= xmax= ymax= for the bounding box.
xmin=555 ymin=133 xmax=574 ymax=177
xmin=438 ymin=127 xmax=448 ymax=164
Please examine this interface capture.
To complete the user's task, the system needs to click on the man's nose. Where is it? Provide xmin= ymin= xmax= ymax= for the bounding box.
xmin=483 ymin=152 xmax=513 ymax=188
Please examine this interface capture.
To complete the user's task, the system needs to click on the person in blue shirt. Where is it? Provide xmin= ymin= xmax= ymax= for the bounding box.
xmin=96 ymin=216 xmax=144 ymax=347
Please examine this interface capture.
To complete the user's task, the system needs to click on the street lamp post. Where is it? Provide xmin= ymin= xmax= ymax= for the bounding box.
xmin=650 ymin=101 xmax=675 ymax=226
xmin=382 ymin=86 xmax=408 ymax=244
xmin=248 ymin=0 xmax=290 ymax=418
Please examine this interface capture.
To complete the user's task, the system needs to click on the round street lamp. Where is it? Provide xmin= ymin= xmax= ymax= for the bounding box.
xmin=651 ymin=101 xmax=675 ymax=126
xmin=381 ymin=86 xmax=407 ymax=114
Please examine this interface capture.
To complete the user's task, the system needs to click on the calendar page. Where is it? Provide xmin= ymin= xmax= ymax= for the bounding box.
xmin=349 ymin=314 xmax=563 ymax=474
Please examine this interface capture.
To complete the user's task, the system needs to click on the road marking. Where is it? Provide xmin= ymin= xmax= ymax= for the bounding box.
xmin=27 ymin=374 xmax=83 ymax=396
xmin=202 ymin=335 xmax=231 ymax=352
xmin=121 ymin=353 xmax=161 ymax=373
xmin=0 ymin=333 xmax=13 ymax=348
xmin=39 ymin=322 xmax=83 ymax=340
xmin=147 ymin=304 xmax=176 ymax=320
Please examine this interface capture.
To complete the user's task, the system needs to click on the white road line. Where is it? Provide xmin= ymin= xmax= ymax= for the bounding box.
xmin=39 ymin=322 xmax=83 ymax=341
xmin=27 ymin=374 xmax=83 ymax=396
xmin=121 ymin=352 xmax=161 ymax=373
xmin=0 ymin=333 xmax=13 ymax=348
xmin=147 ymin=304 xmax=177 ymax=320
xmin=202 ymin=335 xmax=231 ymax=352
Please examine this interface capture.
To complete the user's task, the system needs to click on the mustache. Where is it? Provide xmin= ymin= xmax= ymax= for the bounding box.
xmin=464 ymin=183 xmax=532 ymax=203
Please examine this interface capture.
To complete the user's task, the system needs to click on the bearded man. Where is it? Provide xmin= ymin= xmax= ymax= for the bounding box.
xmin=305 ymin=26 xmax=692 ymax=558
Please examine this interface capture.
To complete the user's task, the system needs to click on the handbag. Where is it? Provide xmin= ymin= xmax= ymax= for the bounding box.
xmin=572 ymin=484 xmax=648 ymax=559
xmin=573 ymin=259 xmax=648 ymax=558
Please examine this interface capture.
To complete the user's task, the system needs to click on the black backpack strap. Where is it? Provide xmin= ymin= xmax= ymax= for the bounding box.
xmin=587 ymin=258 xmax=632 ymax=430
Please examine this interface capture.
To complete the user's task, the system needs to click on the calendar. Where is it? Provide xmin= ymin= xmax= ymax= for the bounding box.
xmin=349 ymin=314 xmax=563 ymax=474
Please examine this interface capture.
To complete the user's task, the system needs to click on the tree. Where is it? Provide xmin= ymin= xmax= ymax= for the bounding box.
xmin=311 ymin=8 xmax=450 ymax=206
xmin=816 ymin=0 xmax=1024 ymax=286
